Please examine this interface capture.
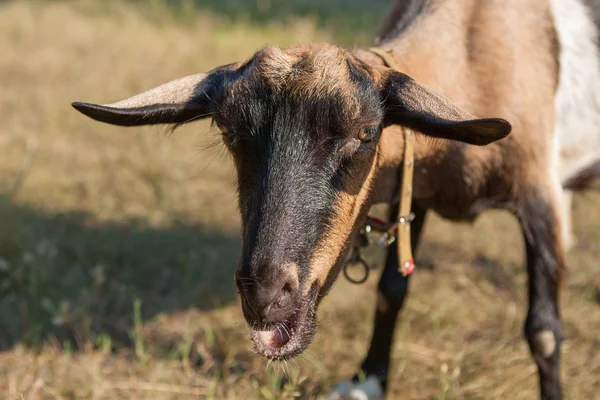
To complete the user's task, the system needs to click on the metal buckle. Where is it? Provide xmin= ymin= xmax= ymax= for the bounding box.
xmin=377 ymin=231 xmax=396 ymax=247
xmin=374 ymin=212 xmax=415 ymax=248
xmin=397 ymin=212 xmax=415 ymax=225
xmin=343 ymin=211 xmax=417 ymax=284
xmin=359 ymin=224 xmax=373 ymax=246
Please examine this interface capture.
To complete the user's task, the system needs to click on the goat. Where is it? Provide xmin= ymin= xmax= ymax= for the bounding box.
xmin=72 ymin=0 xmax=600 ymax=398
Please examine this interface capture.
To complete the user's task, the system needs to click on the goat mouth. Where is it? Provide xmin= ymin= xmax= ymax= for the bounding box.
xmin=250 ymin=287 xmax=318 ymax=360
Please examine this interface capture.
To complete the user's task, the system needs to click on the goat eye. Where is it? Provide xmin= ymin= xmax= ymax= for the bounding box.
xmin=357 ymin=126 xmax=380 ymax=142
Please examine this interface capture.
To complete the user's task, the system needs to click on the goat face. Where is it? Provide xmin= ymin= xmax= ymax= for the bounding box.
xmin=73 ymin=44 xmax=510 ymax=360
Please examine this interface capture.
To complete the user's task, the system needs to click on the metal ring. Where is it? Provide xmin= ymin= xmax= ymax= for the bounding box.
xmin=343 ymin=257 xmax=370 ymax=284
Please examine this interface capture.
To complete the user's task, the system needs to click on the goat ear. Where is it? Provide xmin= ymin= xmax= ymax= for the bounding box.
xmin=72 ymin=65 xmax=235 ymax=127
xmin=381 ymin=71 xmax=511 ymax=145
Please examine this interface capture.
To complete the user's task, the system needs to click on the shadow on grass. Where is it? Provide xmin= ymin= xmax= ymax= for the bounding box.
xmin=0 ymin=195 xmax=241 ymax=350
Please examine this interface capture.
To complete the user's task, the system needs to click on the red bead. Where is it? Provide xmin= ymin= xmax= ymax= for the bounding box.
xmin=404 ymin=259 xmax=415 ymax=275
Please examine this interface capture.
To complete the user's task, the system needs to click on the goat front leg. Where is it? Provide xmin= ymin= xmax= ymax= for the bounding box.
xmin=328 ymin=204 xmax=427 ymax=400
xmin=516 ymin=185 xmax=566 ymax=400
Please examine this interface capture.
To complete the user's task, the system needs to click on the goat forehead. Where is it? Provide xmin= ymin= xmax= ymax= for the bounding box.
xmin=238 ymin=44 xmax=379 ymax=108
xmin=254 ymin=44 xmax=353 ymax=92
xmin=218 ymin=45 xmax=382 ymax=134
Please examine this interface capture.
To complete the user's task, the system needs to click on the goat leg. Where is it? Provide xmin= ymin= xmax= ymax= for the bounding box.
xmin=516 ymin=184 xmax=565 ymax=400
xmin=328 ymin=203 xmax=427 ymax=399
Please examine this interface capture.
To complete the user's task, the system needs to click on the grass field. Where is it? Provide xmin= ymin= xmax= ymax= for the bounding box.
xmin=0 ymin=1 xmax=599 ymax=398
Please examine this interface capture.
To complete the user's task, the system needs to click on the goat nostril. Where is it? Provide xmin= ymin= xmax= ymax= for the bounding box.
xmin=282 ymin=281 xmax=292 ymax=296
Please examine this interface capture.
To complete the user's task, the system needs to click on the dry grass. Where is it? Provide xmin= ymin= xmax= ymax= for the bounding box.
xmin=0 ymin=1 xmax=599 ymax=399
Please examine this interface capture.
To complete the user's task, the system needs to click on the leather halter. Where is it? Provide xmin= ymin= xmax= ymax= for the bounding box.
xmin=368 ymin=47 xmax=416 ymax=277
xmin=342 ymin=47 xmax=416 ymax=284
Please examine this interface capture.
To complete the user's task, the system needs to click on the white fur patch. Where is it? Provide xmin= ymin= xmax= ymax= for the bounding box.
xmin=533 ymin=330 xmax=557 ymax=359
xmin=551 ymin=0 xmax=600 ymax=183
xmin=327 ymin=377 xmax=384 ymax=400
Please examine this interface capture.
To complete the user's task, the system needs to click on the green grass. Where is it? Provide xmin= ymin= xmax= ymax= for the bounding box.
xmin=0 ymin=1 xmax=599 ymax=399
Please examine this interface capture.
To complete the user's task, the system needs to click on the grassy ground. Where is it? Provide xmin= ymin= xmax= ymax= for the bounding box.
xmin=0 ymin=1 xmax=599 ymax=399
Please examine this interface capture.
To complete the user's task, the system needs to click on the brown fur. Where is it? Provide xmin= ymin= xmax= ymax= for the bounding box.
xmin=227 ymin=44 xmax=390 ymax=137
xmin=306 ymin=0 xmax=563 ymax=300
xmin=221 ymin=0 xmax=563 ymax=292
xmin=309 ymin=151 xmax=380 ymax=290
xmin=248 ymin=44 xmax=357 ymax=105
xmin=362 ymin=0 xmax=560 ymax=220
xmin=75 ymin=0 xmax=562 ymax=294
xmin=349 ymin=3 xmax=566 ymax=396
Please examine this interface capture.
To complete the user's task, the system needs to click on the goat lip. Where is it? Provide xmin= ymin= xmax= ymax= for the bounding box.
xmin=249 ymin=289 xmax=317 ymax=360
xmin=256 ymin=328 xmax=291 ymax=348
xmin=254 ymin=310 xmax=298 ymax=349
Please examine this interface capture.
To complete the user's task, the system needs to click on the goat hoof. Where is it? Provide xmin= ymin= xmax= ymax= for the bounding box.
xmin=327 ymin=376 xmax=384 ymax=400
xmin=533 ymin=330 xmax=556 ymax=358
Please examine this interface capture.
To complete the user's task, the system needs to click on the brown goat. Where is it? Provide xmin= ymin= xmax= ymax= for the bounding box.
xmin=72 ymin=1 xmax=600 ymax=399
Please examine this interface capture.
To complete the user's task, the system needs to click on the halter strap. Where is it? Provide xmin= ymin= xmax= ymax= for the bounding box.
xmin=369 ymin=47 xmax=415 ymax=276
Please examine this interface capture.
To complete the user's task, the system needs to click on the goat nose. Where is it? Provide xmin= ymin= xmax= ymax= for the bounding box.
xmin=238 ymin=271 xmax=298 ymax=324
xmin=260 ymin=277 xmax=296 ymax=320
